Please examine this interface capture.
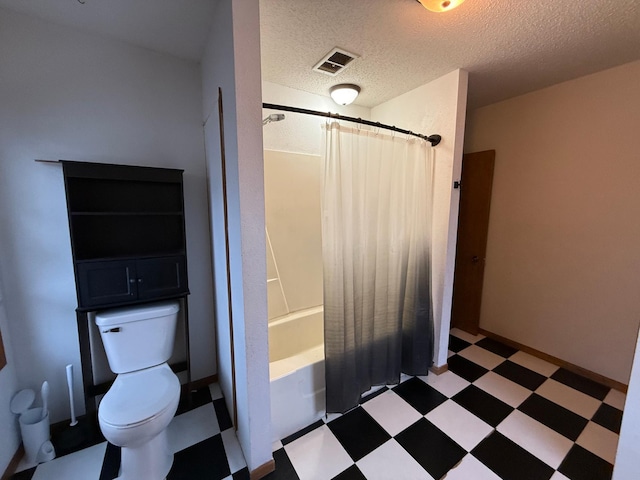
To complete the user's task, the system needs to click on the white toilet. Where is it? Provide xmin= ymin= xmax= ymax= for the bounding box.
xmin=95 ymin=301 xmax=181 ymax=480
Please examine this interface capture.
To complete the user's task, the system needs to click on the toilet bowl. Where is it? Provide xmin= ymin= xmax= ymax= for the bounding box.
xmin=95 ymin=301 xmax=181 ymax=480
xmin=99 ymin=364 xmax=180 ymax=480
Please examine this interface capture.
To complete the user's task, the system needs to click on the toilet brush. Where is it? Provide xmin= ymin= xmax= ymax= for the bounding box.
xmin=40 ymin=381 xmax=49 ymax=421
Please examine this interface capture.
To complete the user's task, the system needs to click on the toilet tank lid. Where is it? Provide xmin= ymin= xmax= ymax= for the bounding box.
xmin=96 ymin=301 xmax=179 ymax=327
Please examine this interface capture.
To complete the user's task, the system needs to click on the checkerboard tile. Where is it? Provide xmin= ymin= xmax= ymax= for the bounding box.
xmin=474 ymin=371 xmax=532 ymax=407
xmin=558 ymin=445 xmax=614 ymax=480
xmin=327 ymin=408 xmax=391 ymax=462
xmin=425 ymin=399 xmax=493 ymax=451
xmin=458 ymin=344 xmax=506 ymax=370
xmin=448 ymin=334 xmax=471 ymax=353
xmin=494 ymin=360 xmax=547 ymax=390
xmin=592 ymin=403 xmax=623 ymax=434
xmin=392 ymin=377 xmax=447 ymax=415
xmin=444 ymin=454 xmax=502 ymax=480
xmin=452 ymin=384 xmax=514 ymax=427
xmin=536 ymin=378 xmax=602 ymax=419
xmin=396 ymin=418 xmax=466 ymax=479
xmin=447 ymin=353 xmax=489 ymax=382
xmin=551 ymin=369 xmax=610 ymax=401
xmin=356 ymin=439 xmax=433 ymax=480
xmin=472 ymin=431 xmax=555 ymax=480
xmin=361 ymin=390 xmax=422 ymax=436
xmin=449 ymin=327 xmax=484 ymax=344
xmin=418 ymin=369 xmax=470 ymax=397
xmin=496 ymin=410 xmax=573 ymax=469
xmin=475 ymin=337 xmax=519 ymax=358
xmin=11 ymin=329 xmax=625 ymax=480
xmin=518 ymin=393 xmax=588 ymax=441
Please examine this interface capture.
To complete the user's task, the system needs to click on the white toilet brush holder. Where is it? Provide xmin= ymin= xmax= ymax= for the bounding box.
xmin=12 ymin=388 xmax=56 ymax=465
xmin=19 ymin=407 xmax=54 ymax=465
xmin=37 ymin=440 xmax=56 ymax=463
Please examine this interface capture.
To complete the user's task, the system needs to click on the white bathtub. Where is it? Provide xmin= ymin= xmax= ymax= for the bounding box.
xmin=269 ymin=306 xmax=325 ymax=441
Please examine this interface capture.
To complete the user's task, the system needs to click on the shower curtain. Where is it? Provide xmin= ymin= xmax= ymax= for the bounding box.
xmin=322 ymin=122 xmax=435 ymax=413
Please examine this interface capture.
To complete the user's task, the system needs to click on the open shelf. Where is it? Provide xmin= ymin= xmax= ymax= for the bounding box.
xmin=62 ymin=160 xmax=189 ymax=308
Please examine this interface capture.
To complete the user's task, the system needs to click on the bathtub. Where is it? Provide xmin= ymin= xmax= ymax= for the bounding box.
xmin=269 ymin=306 xmax=325 ymax=441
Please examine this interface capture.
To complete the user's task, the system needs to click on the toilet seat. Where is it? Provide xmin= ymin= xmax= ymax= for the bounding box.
xmin=99 ymin=364 xmax=180 ymax=429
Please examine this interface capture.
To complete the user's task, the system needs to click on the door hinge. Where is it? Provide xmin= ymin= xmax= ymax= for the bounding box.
xmin=454 ymin=180 xmax=462 ymax=189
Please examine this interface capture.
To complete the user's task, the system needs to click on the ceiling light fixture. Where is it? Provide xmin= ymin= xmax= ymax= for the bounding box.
xmin=416 ymin=0 xmax=466 ymax=12
xmin=329 ymin=84 xmax=361 ymax=106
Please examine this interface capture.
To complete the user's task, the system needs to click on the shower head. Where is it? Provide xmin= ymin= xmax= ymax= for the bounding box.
xmin=262 ymin=113 xmax=285 ymax=126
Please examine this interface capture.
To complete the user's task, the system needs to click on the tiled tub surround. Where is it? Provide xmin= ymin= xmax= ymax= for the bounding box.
xmin=10 ymin=329 xmax=625 ymax=480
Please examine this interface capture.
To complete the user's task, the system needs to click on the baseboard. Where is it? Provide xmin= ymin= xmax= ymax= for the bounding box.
xmin=1 ymin=444 xmax=23 ymax=480
xmin=479 ymin=328 xmax=628 ymax=393
xmin=430 ymin=364 xmax=449 ymax=375
xmin=250 ymin=458 xmax=276 ymax=479
xmin=179 ymin=374 xmax=219 ymax=397
xmin=189 ymin=374 xmax=218 ymax=391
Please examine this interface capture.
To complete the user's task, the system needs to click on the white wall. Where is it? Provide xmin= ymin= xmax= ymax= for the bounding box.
xmin=201 ymin=0 xmax=272 ymax=472
xmin=0 ymin=8 xmax=216 ymax=426
xmin=0 ymin=254 xmax=20 ymax=474
xmin=262 ymin=81 xmax=370 ymax=156
xmin=371 ymin=70 xmax=469 ymax=368
xmin=464 ymin=61 xmax=640 ymax=384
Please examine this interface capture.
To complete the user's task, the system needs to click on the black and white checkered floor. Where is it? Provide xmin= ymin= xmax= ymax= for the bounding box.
xmin=12 ymin=328 xmax=625 ymax=480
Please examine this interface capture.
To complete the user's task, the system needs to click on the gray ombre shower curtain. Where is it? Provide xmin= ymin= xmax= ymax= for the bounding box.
xmin=322 ymin=121 xmax=435 ymax=413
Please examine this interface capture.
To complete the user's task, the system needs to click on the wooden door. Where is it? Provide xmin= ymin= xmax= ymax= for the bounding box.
xmin=451 ymin=150 xmax=496 ymax=335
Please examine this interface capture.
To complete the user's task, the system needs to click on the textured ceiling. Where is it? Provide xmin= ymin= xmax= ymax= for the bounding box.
xmin=1 ymin=0 xmax=638 ymax=109
xmin=260 ymin=0 xmax=640 ymax=108
xmin=0 ymin=0 xmax=216 ymax=61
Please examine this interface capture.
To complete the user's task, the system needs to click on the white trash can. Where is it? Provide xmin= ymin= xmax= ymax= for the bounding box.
xmin=19 ymin=407 xmax=51 ymax=464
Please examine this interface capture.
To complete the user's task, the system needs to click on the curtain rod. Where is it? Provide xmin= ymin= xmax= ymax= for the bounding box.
xmin=262 ymin=103 xmax=442 ymax=147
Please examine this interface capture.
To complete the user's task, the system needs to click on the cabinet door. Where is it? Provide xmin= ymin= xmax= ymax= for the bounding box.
xmin=77 ymin=260 xmax=137 ymax=308
xmin=136 ymin=256 xmax=188 ymax=300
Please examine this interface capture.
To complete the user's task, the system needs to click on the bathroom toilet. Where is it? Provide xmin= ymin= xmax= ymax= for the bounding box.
xmin=96 ymin=301 xmax=181 ymax=480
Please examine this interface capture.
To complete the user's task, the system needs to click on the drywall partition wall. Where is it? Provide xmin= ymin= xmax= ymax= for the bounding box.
xmin=371 ymin=69 xmax=469 ymax=369
xmin=0 ymin=255 xmax=20 ymax=475
xmin=613 ymin=327 xmax=639 ymax=479
xmin=262 ymin=81 xmax=371 ymax=156
xmin=201 ymin=0 xmax=236 ymax=434
xmin=465 ymin=61 xmax=640 ymax=383
xmin=201 ymin=0 xmax=272 ymax=472
xmin=0 ymin=8 xmax=215 ymax=423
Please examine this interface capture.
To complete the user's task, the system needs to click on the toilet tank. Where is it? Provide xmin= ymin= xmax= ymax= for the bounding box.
xmin=95 ymin=301 xmax=180 ymax=374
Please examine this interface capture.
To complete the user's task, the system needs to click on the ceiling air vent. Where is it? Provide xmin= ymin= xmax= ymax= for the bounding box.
xmin=313 ymin=48 xmax=359 ymax=76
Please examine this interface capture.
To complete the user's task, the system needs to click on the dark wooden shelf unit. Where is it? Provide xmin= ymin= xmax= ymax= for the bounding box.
xmin=62 ymin=161 xmax=189 ymax=309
